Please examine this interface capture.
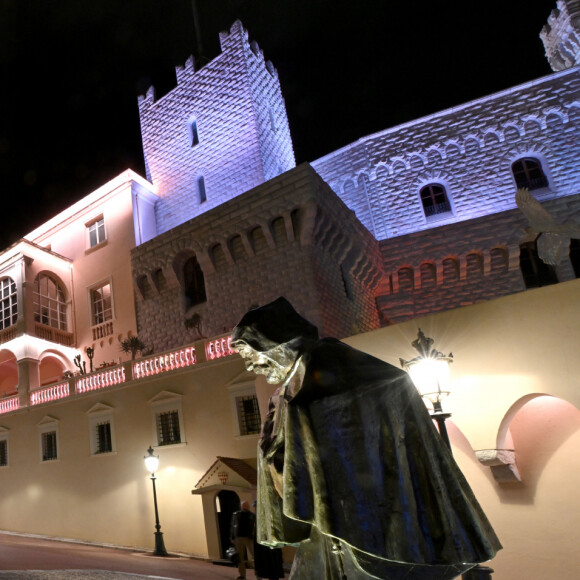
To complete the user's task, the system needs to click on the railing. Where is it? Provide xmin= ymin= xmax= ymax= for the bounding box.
xmin=76 ymin=366 xmax=126 ymax=394
xmin=30 ymin=382 xmax=70 ymax=405
xmin=133 ymin=346 xmax=196 ymax=379
xmin=0 ymin=325 xmax=17 ymax=346
xmin=0 ymin=334 xmax=239 ymax=414
xmin=0 ymin=395 xmax=19 ymax=414
xmin=92 ymin=321 xmax=114 ymax=341
xmin=34 ymin=323 xmax=75 ymax=347
xmin=205 ymin=335 xmax=236 ymax=360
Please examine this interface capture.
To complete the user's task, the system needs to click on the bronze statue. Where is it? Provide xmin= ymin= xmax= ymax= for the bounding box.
xmin=232 ymin=297 xmax=501 ymax=579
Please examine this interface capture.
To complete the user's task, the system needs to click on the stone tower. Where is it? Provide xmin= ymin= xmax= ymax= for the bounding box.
xmin=138 ymin=20 xmax=296 ymax=236
xmin=541 ymin=0 xmax=580 ymax=71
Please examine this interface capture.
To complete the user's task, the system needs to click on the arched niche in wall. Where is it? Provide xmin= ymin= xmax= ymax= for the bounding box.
xmin=173 ymin=251 xmax=207 ymax=309
xmin=419 ymin=262 xmax=436 ymax=288
xmin=397 ymin=267 xmax=414 ymax=293
xmin=466 ymin=252 xmax=484 ymax=278
xmin=495 ymin=394 xmax=580 ymax=497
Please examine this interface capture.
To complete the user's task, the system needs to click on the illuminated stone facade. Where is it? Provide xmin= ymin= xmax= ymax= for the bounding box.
xmin=138 ymin=20 xmax=295 ymax=236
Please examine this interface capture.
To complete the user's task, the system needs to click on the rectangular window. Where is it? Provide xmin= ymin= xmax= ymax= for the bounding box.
xmin=156 ymin=410 xmax=181 ymax=446
xmin=0 ymin=440 xmax=7 ymax=467
xmin=42 ymin=431 xmax=58 ymax=461
xmin=87 ymin=217 xmax=106 ymax=248
xmin=96 ymin=421 xmax=112 ymax=454
xmin=91 ymin=282 xmax=112 ymax=326
xmin=236 ymin=395 xmax=261 ymax=436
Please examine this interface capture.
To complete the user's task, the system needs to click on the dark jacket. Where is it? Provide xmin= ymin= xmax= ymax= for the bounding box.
xmin=230 ymin=509 xmax=256 ymax=540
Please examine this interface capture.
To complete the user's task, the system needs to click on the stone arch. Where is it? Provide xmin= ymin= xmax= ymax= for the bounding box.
xmin=463 ymin=137 xmax=480 ymax=156
xmin=490 ymin=246 xmax=509 ymax=272
xmin=426 ymin=148 xmax=443 ymax=166
xmin=228 ymin=234 xmax=246 ymax=262
xmin=397 ymin=267 xmax=414 ymax=292
xmin=270 ymin=216 xmax=287 ymax=246
xmin=135 ymin=273 xmax=152 ymax=299
xmin=249 ymin=226 xmax=268 ymax=254
xmin=409 ymin=154 xmax=425 ymax=170
xmin=442 ymin=257 xmax=460 ymax=284
xmin=544 ymin=108 xmax=567 ymax=127
xmin=419 ymin=262 xmax=437 ymax=288
xmin=173 ymin=250 xmax=207 ymax=308
xmin=523 ymin=118 xmax=542 ymax=135
xmin=209 ymin=243 xmax=228 ymax=270
xmin=466 ymin=252 xmax=484 ymax=277
xmin=445 ymin=142 xmax=461 ymax=158
xmin=503 ymin=125 xmax=521 ymax=142
xmin=483 ymin=131 xmax=501 ymax=147
xmin=390 ymin=159 xmax=407 ymax=174
xmin=38 ymin=350 xmax=72 ymax=386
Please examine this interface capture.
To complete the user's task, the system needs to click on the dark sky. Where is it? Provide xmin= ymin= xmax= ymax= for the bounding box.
xmin=0 ymin=0 xmax=557 ymax=247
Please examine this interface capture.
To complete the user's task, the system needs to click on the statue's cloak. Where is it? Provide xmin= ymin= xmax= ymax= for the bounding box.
xmin=256 ymin=338 xmax=501 ymax=579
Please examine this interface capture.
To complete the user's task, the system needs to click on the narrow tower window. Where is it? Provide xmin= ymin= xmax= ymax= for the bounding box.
xmin=184 ymin=256 xmax=206 ymax=307
xmin=197 ymin=176 xmax=207 ymax=204
xmin=190 ymin=120 xmax=199 ymax=147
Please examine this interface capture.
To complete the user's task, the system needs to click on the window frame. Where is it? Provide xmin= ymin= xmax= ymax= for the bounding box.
xmin=89 ymin=279 xmax=114 ymax=327
xmin=148 ymin=392 xmax=186 ymax=449
xmin=87 ymin=403 xmax=116 ymax=456
xmin=419 ymin=183 xmax=453 ymax=221
xmin=228 ymin=382 xmax=261 ymax=438
xmin=86 ymin=216 xmax=107 ymax=250
xmin=511 ymin=157 xmax=549 ymax=191
xmin=38 ymin=417 xmax=60 ymax=463
xmin=0 ymin=428 xmax=9 ymax=468
xmin=33 ymin=273 xmax=68 ymax=331
xmin=197 ymin=175 xmax=207 ymax=204
xmin=0 ymin=277 xmax=17 ymax=331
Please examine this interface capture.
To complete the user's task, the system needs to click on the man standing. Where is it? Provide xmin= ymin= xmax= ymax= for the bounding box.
xmin=230 ymin=500 xmax=256 ymax=580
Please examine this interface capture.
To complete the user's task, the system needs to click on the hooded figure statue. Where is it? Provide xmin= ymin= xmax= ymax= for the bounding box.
xmin=232 ymin=297 xmax=501 ymax=580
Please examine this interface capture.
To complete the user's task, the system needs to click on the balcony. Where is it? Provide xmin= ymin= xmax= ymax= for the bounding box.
xmin=34 ymin=323 xmax=75 ymax=347
xmin=0 ymin=334 xmax=237 ymax=414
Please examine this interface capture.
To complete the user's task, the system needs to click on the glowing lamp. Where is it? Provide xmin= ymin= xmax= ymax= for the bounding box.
xmin=400 ymin=329 xmax=453 ymax=409
xmin=144 ymin=446 xmax=159 ymax=474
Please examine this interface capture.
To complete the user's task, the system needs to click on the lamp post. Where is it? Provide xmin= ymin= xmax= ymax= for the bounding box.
xmin=400 ymin=329 xmax=453 ymax=449
xmin=144 ymin=446 xmax=168 ymax=557
xmin=400 ymin=330 xmax=494 ymax=580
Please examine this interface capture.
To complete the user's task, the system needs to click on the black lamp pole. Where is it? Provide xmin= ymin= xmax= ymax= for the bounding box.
xmin=402 ymin=331 xmax=494 ymax=580
xmin=145 ymin=446 xmax=168 ymax=557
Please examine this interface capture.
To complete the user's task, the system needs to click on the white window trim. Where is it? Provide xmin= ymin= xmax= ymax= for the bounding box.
xmin=86 ymin=403 xmax=116 ymax=456
xmin=148 ymin=391 xmax=186 ymax=449
xmin=228 ymin=382 xmax=261 ymax=438
xmin=38 ymin=416 xmax=60 ymax=463
xmin=0 ymin=427 xmax=9 ymax=468
xmin=88 ymin=277 xmax=115 ymax=328
xmin=85 ymin=215 xmax=107 ymax=251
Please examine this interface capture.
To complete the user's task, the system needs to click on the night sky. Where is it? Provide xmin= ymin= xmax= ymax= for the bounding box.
xmin=0 ymin=0 xmax=557 ymax=247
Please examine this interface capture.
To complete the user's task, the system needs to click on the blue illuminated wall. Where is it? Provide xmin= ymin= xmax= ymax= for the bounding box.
xmin=138 ymin=20 xmax=295 ymax=236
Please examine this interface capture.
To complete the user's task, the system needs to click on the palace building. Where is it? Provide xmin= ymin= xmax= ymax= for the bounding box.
xmin=0 ymin=3 xmax=578 ymax=578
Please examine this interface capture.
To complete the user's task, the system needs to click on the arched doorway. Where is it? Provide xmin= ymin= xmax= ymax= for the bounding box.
xmin=216 ymin=490 xmax=240 ymax=559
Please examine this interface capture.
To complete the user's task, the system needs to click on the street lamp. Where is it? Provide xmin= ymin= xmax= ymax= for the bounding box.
xmin=400 ymin=330 xmax=494 ymax=580
xmin=144 ymin=446 xmax=168 ymax=557
xmin=400 ymin=328 xmax=453 ymax=449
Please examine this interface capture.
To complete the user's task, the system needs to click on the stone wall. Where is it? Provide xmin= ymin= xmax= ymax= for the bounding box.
xmin=137 ymin=21 xmax=295 ymax=236
xmin=312 ymin=68 xmax=580 ymax=241
xmin=131 ymin=164 xmax=384 ymax=352
xmin=377 ymin=193 xmax=580 ymax=323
